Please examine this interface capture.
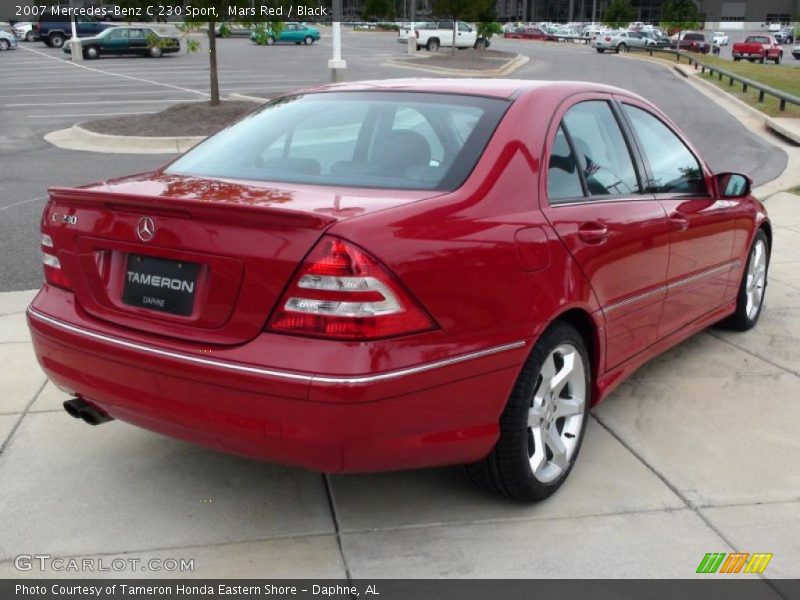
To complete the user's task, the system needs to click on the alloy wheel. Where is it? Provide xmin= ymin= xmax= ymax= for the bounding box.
xmin=527 ymin=343 xmax=586 ymax=483
xmin=745 ymin=239 xmax=767 ymax=320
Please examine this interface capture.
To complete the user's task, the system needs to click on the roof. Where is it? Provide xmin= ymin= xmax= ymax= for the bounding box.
xmin=299 ymin=78 xmax=640 ymax=101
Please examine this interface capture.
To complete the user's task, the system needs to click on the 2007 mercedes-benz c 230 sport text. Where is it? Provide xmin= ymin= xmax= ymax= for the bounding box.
xmin=27 ymin=79 xmax=770 ymax=501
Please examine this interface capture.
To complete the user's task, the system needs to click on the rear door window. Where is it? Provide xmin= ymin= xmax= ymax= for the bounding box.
xmin=562 ymin=101 xmax=640 ymax=197
xmin=547 ymin=126 xmax=585 ymax=203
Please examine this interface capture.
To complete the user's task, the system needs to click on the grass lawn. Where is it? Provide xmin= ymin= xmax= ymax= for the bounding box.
xmin=695 ymin=55 xmax=800 ymax=118
xmin=633 ymin=51 xmax=800 ymax=118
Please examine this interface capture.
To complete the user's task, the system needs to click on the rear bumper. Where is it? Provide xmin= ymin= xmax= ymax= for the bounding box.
xmin=27 ymin=287 xmax=527 ymax=473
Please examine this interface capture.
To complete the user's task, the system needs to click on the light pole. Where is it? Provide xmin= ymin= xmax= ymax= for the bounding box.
xmin=328 ymin=0 xmax=347 ymax=82
xmin=407 ymin=0 xmax=417 ymax=55
xmin=69 ymin=0 xmax=82 ymax=63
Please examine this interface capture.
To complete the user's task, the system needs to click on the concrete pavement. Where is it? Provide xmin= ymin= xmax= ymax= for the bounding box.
xmin=2 ymin=189 xmax=800 ymax=578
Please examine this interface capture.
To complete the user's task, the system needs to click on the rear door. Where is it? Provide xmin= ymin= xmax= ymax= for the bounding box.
xmin=540 ymin=95 xmax=670 ymax=370
xmin=618 ymin=100 xmax=736 ymax=338
xmin=127 ymin=28 xmax=149 ymax=53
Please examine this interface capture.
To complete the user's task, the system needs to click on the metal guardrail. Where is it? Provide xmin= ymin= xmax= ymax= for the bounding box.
xmin=630 ymin=46 xmax=800 ymax=112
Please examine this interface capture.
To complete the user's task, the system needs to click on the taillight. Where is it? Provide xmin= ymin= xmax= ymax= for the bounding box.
xmin=268 ymin=236 xmax=435 ymax=340
xmin=41 ymin=232 xmax=71 ymax=290
xmin=604 ymin=36 xmax=611 ymax=42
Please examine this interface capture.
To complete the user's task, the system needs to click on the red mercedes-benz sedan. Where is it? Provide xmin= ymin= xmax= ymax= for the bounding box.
xmin=27 ymin=79 xmax=770 ymax=501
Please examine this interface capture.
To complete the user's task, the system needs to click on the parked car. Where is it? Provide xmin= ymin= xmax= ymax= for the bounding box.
xmin=398 ymin=21 xmax=435 ymax=42
xmin=673 ymin=32 xmax=711 ymax=53
xmin=768 ymin=23 xmax=782 ymax=32
xmin=11 ymin=21 xmax=35 ymax=42
xmin=414 ymin=21 xmax=484 ymax=51
xmin=0 ymin=30 xmax=18 ymax=50
xmin=712 ymin=31 xmax=730 ymax=46
xmin=592 ymin=31 xmax=651 ymax=53
xmin=34 ymin=16 xmax=117 ymax=48
xmin=28 ymin=79 xmax=770 ymax=501
xmin=505 ymin=26 xmax=558 ymax=41
xmin=640 ymin=30 xmax=671 ymax=47
xmin=249 ymin=22 xmax=320 ymax=45
xmin=792 ymin=44 xmax=800 ymax=60
xmin=732 ymin=35 xmax=784 ymax=63
xmin=774 ymin=27 xmax=795 ymax=44
xmin=62 ymin=26 xmax=179 ymax=59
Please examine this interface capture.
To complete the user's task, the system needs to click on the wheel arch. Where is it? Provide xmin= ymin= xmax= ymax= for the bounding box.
xmin=759 ymin=219 xmax=773 ymax=257
xmin=543 ymin=306 xmax=605 ymax=407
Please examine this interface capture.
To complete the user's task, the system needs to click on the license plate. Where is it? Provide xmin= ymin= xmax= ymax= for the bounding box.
xmin=122 ymin=254 xmax=199 ymax=316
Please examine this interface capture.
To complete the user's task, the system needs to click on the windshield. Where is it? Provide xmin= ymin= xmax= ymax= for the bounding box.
xmin=166 ymin=92 xmax=510 ymax=191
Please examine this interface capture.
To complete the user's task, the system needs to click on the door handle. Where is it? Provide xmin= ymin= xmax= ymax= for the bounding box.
xmin=577 ymin=222 xmax=609 ymax=244
xmin=668 ymin=212 xmax=690 ymax=232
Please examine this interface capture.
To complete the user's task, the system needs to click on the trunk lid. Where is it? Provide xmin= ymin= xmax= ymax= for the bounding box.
xmin=45 ymin=172 xmax=441 ymax=345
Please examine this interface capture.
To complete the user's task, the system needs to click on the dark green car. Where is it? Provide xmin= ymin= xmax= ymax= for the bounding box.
xmin=62 ymin=26 xmax=180 ymax=59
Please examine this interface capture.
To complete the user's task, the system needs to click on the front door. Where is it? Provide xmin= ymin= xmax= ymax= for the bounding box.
xmin=618 ymin=101 xmax=736 ymax=338
xmin=540 ymin=97 xmax=671 ymax=370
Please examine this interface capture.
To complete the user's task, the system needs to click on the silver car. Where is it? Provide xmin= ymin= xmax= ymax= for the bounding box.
xmin=11 ymin=21 xmax=35 ymax=42
xmin=0 ymin=30 xmax=18 ymax=51
xmin=592 ymin=30 xmax=654 ymax=53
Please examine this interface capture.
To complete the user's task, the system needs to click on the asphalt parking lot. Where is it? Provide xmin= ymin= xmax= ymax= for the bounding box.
xmin=1 ymin=28 xmax=799 ymax=582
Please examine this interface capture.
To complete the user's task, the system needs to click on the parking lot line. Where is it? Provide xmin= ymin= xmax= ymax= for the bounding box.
xmin=6 ymin=99 xmax=206 ymax=107
xmin=25 ymin=112 xmax=156 ymax=118
xmin=18 ymin=45 xmax=209 ymax=98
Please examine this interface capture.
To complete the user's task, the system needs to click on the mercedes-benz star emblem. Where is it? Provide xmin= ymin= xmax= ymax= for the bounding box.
xmin=137 ymin=217 xmax=155 ymax=242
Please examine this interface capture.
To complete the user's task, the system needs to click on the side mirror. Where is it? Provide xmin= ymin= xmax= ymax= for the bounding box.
xmin=716 ymin=172 xmax=752 ymax=199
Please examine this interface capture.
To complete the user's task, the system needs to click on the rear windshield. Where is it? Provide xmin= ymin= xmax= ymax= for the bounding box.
xmin=166 ymin=92 xmax=509 ymax=191
xmin=684 ymin=33 xmax=704 ymax=41
xmin=746 ymin=36 xmax=769 ymax=43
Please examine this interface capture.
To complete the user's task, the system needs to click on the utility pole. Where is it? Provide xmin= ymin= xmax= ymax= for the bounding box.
xmin=328 ymin=0 xmax=347 ymax=82
xmin=591 ymin=0 xmax=597 ymax=24
xmin=407 ymin=0 xmax=417 ymax=54
xmin=69 ymin=0 xmax=82 ymax=63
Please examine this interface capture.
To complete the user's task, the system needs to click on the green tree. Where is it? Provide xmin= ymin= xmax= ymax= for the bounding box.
xmin=602 ymin=0 xmax=636 ymax=29
xmin=474 ymin=0 xmax=502 ymax=50
xmin=660 ymin=0 xmax=701 ymax=39
xmin=362 ymin=0 xmax=395 ymax=20
xmin=433 ymin=0 xmax=494 ymax=54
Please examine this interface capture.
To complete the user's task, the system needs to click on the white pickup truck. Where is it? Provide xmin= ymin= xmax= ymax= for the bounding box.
xmin=414 ymin=21 xmax=487 ymax=51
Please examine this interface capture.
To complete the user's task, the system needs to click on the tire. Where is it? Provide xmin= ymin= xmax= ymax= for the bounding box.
xmin=734 ymin=56 xmax=741 ymax=61
xmin=719 ymin=230 xmax=769 ymax=331
xmin=84 ymin=45 xmax=98 ymax=59
xmin=25 ymin=30 xmax=35 ymax=42
xmin=49 ymin=33 xmax=65 ymax=48
xmin=426 ymin=38 xmax=439 ymax=52
xmin=774 ymin=54 xmax=781 ymax=64
xmin=303 ymin=35 xmax=313 ymax=45
xmin=149 ymin=46 xmax=162 ymax=58
xmin=616 ymin=42 xmax=626 ymax=53
xmin=0 ymin=39 xmax=9 ymax=51
xmin=467 ymin=321 xmax=591 ymax=501
xmin=596 ymin=47 xmax=604 ymax=53
xmin=474 ymin=39 xmax=486 ymax=49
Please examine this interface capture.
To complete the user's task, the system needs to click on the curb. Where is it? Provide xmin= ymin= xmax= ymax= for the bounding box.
xmin=228 ymin=92 xmax=270 ymax=105
xmin=45 ymin=124 xmax=205 ymax=154
xmin=385 ymin=53 xmax=529 ymax=77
